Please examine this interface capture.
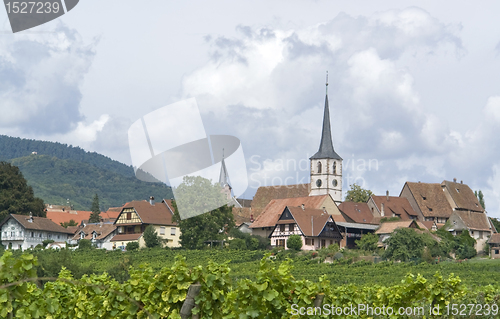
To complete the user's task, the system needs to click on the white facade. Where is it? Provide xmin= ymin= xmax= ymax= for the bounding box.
xmin=1 ymin=217 xmax=72 ymax=250
xmin=309 ymin=158 xmax=343 ymax=203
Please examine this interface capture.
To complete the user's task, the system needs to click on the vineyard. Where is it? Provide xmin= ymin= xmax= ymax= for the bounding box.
xmin=26 ymin=248 xmax=500 ymax=287
xmin=2 ymin=250 xmax=500 ymax=318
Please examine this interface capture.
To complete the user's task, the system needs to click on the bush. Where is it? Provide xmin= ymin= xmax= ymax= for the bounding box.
xmin=286 ymin=235 xmax=303 ymax=251
xmin=333 ymin=252 xmax=344 ymax=260
xmin=228 ymin=228 xmax=270 ymax=250
xmin=78 ymin=239 xmax=92 ymax=250
xmin=126 ymin=241 xmax=139 ymax=251
xmin=383 ymin=228 xmax=426 ymax=261
xmin=355 ymin=233 xmax=378 ymax=252
xmin=42 ymin=239 xmax=54 ymax=248
xmin=229 ymin=238 xmax=247 ymax=250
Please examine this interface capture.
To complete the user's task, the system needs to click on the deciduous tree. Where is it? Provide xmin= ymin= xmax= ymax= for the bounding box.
xmin=172 ymin=176 xmax=235 ymax=249
xmin=0 ymin=161 xmax=45 ymax=221
xmin=345 ymin=183 xmax=373 ymax=203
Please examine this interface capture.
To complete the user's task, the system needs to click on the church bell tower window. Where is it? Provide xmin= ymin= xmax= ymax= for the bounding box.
xmin=317 ymin=161 xmax=322 ymax=174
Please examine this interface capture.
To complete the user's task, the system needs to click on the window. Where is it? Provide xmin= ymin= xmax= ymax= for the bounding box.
xmin=280 ymin=224 xmax=286 ymax=232
xmin=31 ymin=232 xmax=34 ymax=237
xmin=39 ymin=233 xmax=42 ymax=237
xmin=171 ymin=228 xmax=176 ymax=236
xmin=333 ymin=161 xmax=336 ymax=174
xmin=11 ymin=232 xmax=14 ymax=237
xmin=289 ymin=224 xmax=294 ymax=232
xmin=496 ymin=250 xmax=499 ymax=255
xmin=317 ymin=161 xmax=322 ymax=173
xmin=80 ymin=232 xmax=85 ymax=239
xmin=159 ymin=227 xmax=165 ymax=235
xmin=305 ymin=238 xmax=311 ymax=245
xmin=311 ymin=239 xmax=315 ymax=246
xmin=329 ymin=240 xmax=333 ymax=245
xmin=321 ymin=239 xmax=326 ymax=248
xmin=277 ymin=239 xmax=285 ymax=247
xmin=126 ymin=212 xmax=131 ymax=220
xmin=57 ymin=235 xmax=60 ymax=239
xmin=48 ymin=234 xmax=52 ymax=239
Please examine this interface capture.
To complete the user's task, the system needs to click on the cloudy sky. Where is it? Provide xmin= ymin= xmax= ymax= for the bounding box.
xmin=1 ymin=1 xmax=500 ymax=216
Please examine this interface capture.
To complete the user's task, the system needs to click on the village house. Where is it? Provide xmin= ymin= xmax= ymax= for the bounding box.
xmin=249 ymin=194 xmax=342 ymax=238
xmin=447 ymin=210 xmax=496 ymax=253
xmin=488 ymin=233 xmax=500 ymax=259
xmin=71 ymin=222 xmax=117 ymax=249
xmin=400 ymin=182 xmax=454 ymax=224
xmin=111 ymin=198 xmax=180 ymax=250
xmin=374 ymin=219 xmax=436 ymax=247
xmin=269 ymin=206 xmax=343 ymax=250
xmin=367 ymin=192 xmax=418 ymax=221
xmin=338 ymin=202 xmax=375 ymax=224
xmin=0 ymin=214 xmax=74 ymax=250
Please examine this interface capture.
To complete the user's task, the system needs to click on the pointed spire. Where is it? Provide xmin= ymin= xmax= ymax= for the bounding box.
xmin=310 ymin=74 xmax=342 ymax=160
xmin=219 ymin=148 xmax=231 ymax=188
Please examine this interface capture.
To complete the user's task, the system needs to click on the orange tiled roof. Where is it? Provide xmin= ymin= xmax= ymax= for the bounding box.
xmin=403 ymin=182 xmax=454 ymax=218
xmin=339 ymin=202 xmax=374 ymax=224
xmin=250 ymin=195 xmax=329 ymax=229
xmin=371 ymin=196 xmax=417 ymax=219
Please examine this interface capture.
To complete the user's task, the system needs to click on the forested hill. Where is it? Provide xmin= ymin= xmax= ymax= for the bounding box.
xmin=0 ymin=135 xmax=133 ymax=177
xmin=0 ymin=135 xmax=173 ymax=211
xmin=11 ymin=155 xmax=173 ymax=211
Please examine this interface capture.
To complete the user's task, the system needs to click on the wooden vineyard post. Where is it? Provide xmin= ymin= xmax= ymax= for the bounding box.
xmin=180 ymin=283 xmax=201 ymax=319
xmin=314 ymin=293 xmax=325 ymax=308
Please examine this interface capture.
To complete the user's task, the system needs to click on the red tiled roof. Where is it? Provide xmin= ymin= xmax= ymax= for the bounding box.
xmin=110 ymin=233 xmax=142 ymax=242
xmin=232 ymin=207 xmax=253 ymax=226
xmin=371 ymin=196 xmax=417 ymax=219
xmin=250 ymin=195 xmax=329 ymax=229
xmin=452 ymin=211 xmax=493 ymax=232
xmin=287 ymin=206 xmax=332 ymax=237
xmin=488 ymin=233 xmax=500 ymax=244
xmin=250 ymin=184 xmax=310 ymax=214
xmin=72 ymin=223 xmax=116 ymax=241
xmin=117 ymin=200 xmax=176 ymax=226
xmin=46 ymin=210 xmax=119 ymax=226
xmin=1 ymin=214 xmax=74 ymax=234
xmin=375 ymin=220 xmax=417 ymax=235
xmin=403 ymin=182 xmax=454 ymax=218
xmin=339 ymin=202 xmax=374 ymax=224
xmin=441 ymin=180 xmax=484 ymax=212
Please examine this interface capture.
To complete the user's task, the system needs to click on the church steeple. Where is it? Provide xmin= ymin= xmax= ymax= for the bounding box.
xmin=310 ymin=74 xmax=342 ymax=160
xmin=309 ymin=73 xmax=343 ymax=203
xmin=219 ymin=149 xmax=231 ymax=189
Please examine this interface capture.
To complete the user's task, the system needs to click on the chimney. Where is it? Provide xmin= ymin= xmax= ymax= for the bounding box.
xmin=149 ymin=196 xmax=155 ymax=205
xmin=453 ymin=178 xmax=457 ymax=183
xmin=386 ymin=190 xmax=389 ymax=201
xmin=250 ymin=214 xmax=254 ymax=223
xmin=301 ymin=204 xmax=305 ymax=210
xmin=381 ymin=203 xmax=385 ymax=217
xmin=460 ymin=180 xmax=463 ymax=184
xmin=28 ymin=212 xmax=33 ymax=223
xmin=100 ymin=221 xmax=103 ymax=228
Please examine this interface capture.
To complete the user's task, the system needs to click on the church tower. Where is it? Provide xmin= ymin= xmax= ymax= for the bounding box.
xmin=309 ymin=75 xmax=343 ymax=204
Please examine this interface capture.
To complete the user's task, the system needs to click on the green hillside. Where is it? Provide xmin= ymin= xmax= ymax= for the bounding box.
xmin=10 ymin=155 xmax=173 ymax=211
xmin=0 ymin=135 xmax=134 ymax=177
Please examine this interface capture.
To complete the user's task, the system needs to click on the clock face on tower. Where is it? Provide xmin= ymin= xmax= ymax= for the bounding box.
xmin=316 ymin=179 xmax=322 ymax=187
xmin=332 ymin=179 xmax=338 ymax=187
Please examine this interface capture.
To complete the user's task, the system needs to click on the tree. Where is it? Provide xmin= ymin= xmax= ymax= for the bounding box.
xmin=355 ymin=233 xmax=378 ymax=252
xmin=382 ymin=228 xmax=426 ymax=261
xmin=89 ymin=194 xmax=101 ymax=223
xmin=475 ymin=190 xmax=485 ymax=210
xmin=172 ymin=176 xmax=235 ymax=249
xmin=60 ymin=219 xmax=78 ymax=228
xmin=345 ymin=184 xmax=373 ymax=203
xmin=126 ymin=241 xmax=139 ymax=251
xmin=286 ymin=235 xmax=303 ymax=251
xmin=143 ymin=225 xmax=161 ymax=248
xmin=0 ymin=161 xmax=45 ymax=221
xmin=490 ymin=218 xmax=500 ymax=233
